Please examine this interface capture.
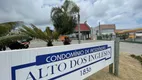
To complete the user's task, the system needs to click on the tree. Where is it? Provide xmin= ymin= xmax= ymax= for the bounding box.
xmin=0 ymin=21 xmax=18 ymax=36
xmin=0 ymin=21 xmax=27 ymax=50
xmin=109 ymin=33 xmax=113 ymax=40
xmin=51 ymin=0 xmax=79 ymax=35
xmin=53 ymin=31 xmax=59 ymax=41
xmin=20 ymin=24 xmax=59 ymax=46
xmin=116 ymin=33 xmax=129 ymax=40
xmin=122 ymin=33 xmax=129 ymax=40
xmin=0 ymin=25 xmax=10 ymax=37
xmin=102 ymin=34 xmax=105 ymax=39
xmin=106 ymin=34 xmax=109 ymax=40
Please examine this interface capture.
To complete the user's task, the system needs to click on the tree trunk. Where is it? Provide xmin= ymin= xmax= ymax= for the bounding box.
xmin=47 ymin=41 xmax=53 ymax=47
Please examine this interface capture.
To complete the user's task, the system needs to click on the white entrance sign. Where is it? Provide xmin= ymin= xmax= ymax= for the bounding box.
xmin=0 ymin=41 xmax=114 ymax=80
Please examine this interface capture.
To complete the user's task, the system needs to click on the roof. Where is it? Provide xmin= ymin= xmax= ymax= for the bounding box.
xmin=75 ymin=24 xmax=90 ymax=31
xmin=115 ymin=29 xmax=127 ymax=33
xmin=97 ymin=24 xmax=116 ymax=30
xmin=117 ymin=28 xmax=142 ymax=34
xmin=115 ymin=29 xmax=129 ymax=33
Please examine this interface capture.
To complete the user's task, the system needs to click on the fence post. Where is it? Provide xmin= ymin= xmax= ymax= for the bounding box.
xmin=114 ymin=37 xmax=120 ymax=76
xmin=109 ymin=63 xmax=113 ymax=74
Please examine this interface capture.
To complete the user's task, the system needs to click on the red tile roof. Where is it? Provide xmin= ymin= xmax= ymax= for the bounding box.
xmin=75 ymin=24 xmax=90 ymax=31
xmin=99 ymin=24 xmax=116 ymax=30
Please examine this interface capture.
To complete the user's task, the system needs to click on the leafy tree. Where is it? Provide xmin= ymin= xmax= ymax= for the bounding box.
xmin=51 ymin=0 xmax=79 ymax=35
xmin=20 ymin=24 xmax=59 ymax=46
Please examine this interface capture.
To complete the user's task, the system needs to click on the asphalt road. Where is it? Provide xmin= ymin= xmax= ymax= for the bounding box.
xmin=29 ymin=40 xmax=98 ymax=48
xmin=120 ymin=42 xmax=142 ymax=55
xmin=29 ymin=40 xmax=142 ymax=55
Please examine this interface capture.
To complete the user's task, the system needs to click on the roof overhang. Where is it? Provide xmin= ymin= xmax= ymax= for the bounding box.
xmin=117 ymin=28 xmax=142 ymax=34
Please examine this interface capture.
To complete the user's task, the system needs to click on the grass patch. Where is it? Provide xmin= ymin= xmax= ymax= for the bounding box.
xmin=130 ymin=54 xmax=142 ymax=65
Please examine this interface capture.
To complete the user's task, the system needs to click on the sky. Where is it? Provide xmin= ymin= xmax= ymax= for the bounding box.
xmin=0 ymin=0 xmax=142 ymax=30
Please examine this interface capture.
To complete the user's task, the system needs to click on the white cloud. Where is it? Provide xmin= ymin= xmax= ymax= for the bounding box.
xmin=0 ymin=0 xmax=142 ymax=29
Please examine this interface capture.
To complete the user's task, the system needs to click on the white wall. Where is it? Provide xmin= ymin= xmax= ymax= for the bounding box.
xmin=101 ymin=29 xmax=115 ymax=35
xmin=136 ymin=33 xmax=142 ymax=37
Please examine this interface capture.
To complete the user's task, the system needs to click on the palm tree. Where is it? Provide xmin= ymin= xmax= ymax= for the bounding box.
xmin=0 ymin=21 xmax=28 ymax=50
xmin=0 ymin=21 xmax=18 ymax=36
xmin=51 ymin=0 xmax=79 ymax=35
xmin=20 ymin=24 xmax=59 ymax=46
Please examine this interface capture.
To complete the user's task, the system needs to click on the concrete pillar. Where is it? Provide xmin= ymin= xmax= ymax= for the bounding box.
xmin=88 ymin=33 xmax=89 ymax=38
xmin=85 ymin=32 xmax=87 ymax=39
xmin=134 ymin=32 xmax=136 ymax=41
xmin=114 ymin=37 xmax=120 ymax=76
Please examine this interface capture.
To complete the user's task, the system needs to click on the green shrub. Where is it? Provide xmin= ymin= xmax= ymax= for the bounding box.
xmin=97 ymin=36 xmax=102 ymax=40
xmin=130 ymin=54 xmax=142 ymax=65
xmin=130 ymin=54 xmax=136 ymax=58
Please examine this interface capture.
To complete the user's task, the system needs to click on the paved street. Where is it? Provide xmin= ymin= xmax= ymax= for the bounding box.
xmin=120 ymin=42 xmax=142 ymax=55
xmin=29 ymin=40 xmax=142 ymax=55
xmin=29 ymin=40 xmax=98 ymax=48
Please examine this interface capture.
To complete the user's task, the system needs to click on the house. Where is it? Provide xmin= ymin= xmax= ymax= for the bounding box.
xmin=91 ymin=24 xmax=116 ymax=40
xmin=73 ymin=21 xmax=91 ymax=40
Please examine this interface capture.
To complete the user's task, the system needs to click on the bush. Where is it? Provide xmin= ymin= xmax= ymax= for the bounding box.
xmin=130 ymin=54 xmax=136 ymax=58
xmin=130 ymin=54 xmax=142 ymax=65
xmin=97 ymin=36 xmax=102 ymax=40
xmin=109 ymin=33 xmax=113 ymax=40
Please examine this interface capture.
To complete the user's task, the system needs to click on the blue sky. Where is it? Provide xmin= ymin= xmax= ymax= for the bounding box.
xmin=0 ymin=0 xmax=142 ymax=30
xmin=136 ymin=18 xmax=142 ymax=24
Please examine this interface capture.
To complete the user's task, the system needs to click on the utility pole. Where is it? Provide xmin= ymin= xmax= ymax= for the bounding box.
xmin=78 ymin=13 xmax=81 ymax=44
xmin=99 ymin=22 xmax=101 ymax=36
